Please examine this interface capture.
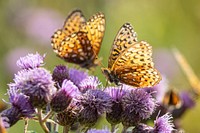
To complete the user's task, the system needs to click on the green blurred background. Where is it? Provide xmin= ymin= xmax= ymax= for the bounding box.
xmin=1 ymin=0 xmax=200 ymax=132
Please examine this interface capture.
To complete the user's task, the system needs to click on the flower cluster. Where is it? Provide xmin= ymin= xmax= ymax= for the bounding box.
xmin=0 ymin=53 xmax=176 ymax=133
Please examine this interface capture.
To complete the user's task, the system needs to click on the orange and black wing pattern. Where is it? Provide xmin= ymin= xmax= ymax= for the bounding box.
xmin=102 ymin=23 xmax=161 ymax=88
xmin=51 ymin=10 xmax=105 ymax=69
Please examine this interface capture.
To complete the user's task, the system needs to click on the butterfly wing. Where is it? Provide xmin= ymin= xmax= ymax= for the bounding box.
xmin=62 ymin=9 xmax=86 ymax=36
xmin=51 ymin=10 xmax=86 ymax=52
xmin=53 ymin=31 xmax=94 ymax=66
xmin=112 ymin=41 xmax=161 ymax=87
xmin=108 ymin=23 xmax=137 ymax=68
xmin=81 ymin=12 xmax=105 ymax=56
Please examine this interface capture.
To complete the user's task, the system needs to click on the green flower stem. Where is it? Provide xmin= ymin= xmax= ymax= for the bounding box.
xmin=43 ymin=110 xmax=54 ymax=122
xmin=37 ymin=108 xmax=49 ymax=133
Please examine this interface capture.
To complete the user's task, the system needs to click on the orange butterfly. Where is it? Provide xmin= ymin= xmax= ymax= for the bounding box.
xmin=102 ymin=23 xmax=161 ymax=88
xmin=162 ymin=88 xmax=182 ymax=109
xmin=51 ymin=9 xmax=105 ymax=69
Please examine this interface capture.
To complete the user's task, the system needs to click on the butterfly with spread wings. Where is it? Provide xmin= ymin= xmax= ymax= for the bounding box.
xmin=102 ymin=23 xmax=161 ymax=88
xmin=51 ymin=9 xmax=105 ymax=69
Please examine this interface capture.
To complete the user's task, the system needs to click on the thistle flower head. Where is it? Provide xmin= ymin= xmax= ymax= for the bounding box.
xmin=1 ymin=88 xmax=35 ymax=128
xmin=153 ymin=113 xmax=175 ymax=133
xmin=50 ymin=80 xmax=80 ymax=113
xmin=79 ymin=76 xmax=101 ymax=93
xmin=16 ymin=52 xmax=45 ymax=70
xmin=122 ymin=89 xmax=157 ymax=127
xmin=10 ymin=68 xmax=56 ymax=108
xmin=69 ymin=68 xmax=88 ymax=87
xmin=78 ymin=89 xmax=112 ymax=115
xmin=78 ymin=89 xmax=113 ymax=128
xmin=52 ymin=65 xmax=69 ymax=88
xmin=8 ymin=88 xmax=35 ymax=117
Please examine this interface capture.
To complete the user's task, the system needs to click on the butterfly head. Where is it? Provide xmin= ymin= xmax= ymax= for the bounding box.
xmin=101 ymin=68 xmax=120 ymax=85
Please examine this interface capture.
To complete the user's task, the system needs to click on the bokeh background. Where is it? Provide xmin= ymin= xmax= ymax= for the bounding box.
xmin=1 ymin=0 xmax=200 ymax=132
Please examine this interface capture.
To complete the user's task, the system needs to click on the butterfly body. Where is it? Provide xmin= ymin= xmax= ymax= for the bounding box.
xmin=102 ymin=23 xmax=161 ymax=88
xmin=51 ymin=10 xmax=105 ymax=69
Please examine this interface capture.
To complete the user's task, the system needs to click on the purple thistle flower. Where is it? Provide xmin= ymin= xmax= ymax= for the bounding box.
xmin=8 ymin=88 xmax=35 ymax=117
xmin=153 ymin=113 xmax=175 ymax=133
xmin=10 ymin=68 xmax=56 ymax=108
xmin=132 ymin=123 xmax=153 ymax=133
xmin=50 ymin=80 xmax=80 ymax=113
xmin=52 ymin=65 xmax=69 ymax=88
xmin=87 ymin=127 xmax=111 ymax=133
xmin=1 ymin=88 xmax=35 ymax=128
xmin=78 ymin=89 xmax=113 ymax=128
xmin=16 ymin=52 xmax=45 ymax=70
xmin=69 ymin=68 xmax=88 ymax=87
xmin=105 ymin=86 xmax=126 ymax=125
xmin=79 ymin=76 xmax=101 ymax=93
xmin=121 ymin=89 xmax=157 ymax=127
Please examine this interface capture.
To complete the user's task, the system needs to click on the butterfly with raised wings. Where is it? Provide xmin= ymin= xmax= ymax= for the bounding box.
xmin=162 ymin=88 xmax=182 ymax=109
xmin=51 ymin=9 xmax=105 ymax=69
xmin=101 ymin=23 xmax=162 ymax=88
